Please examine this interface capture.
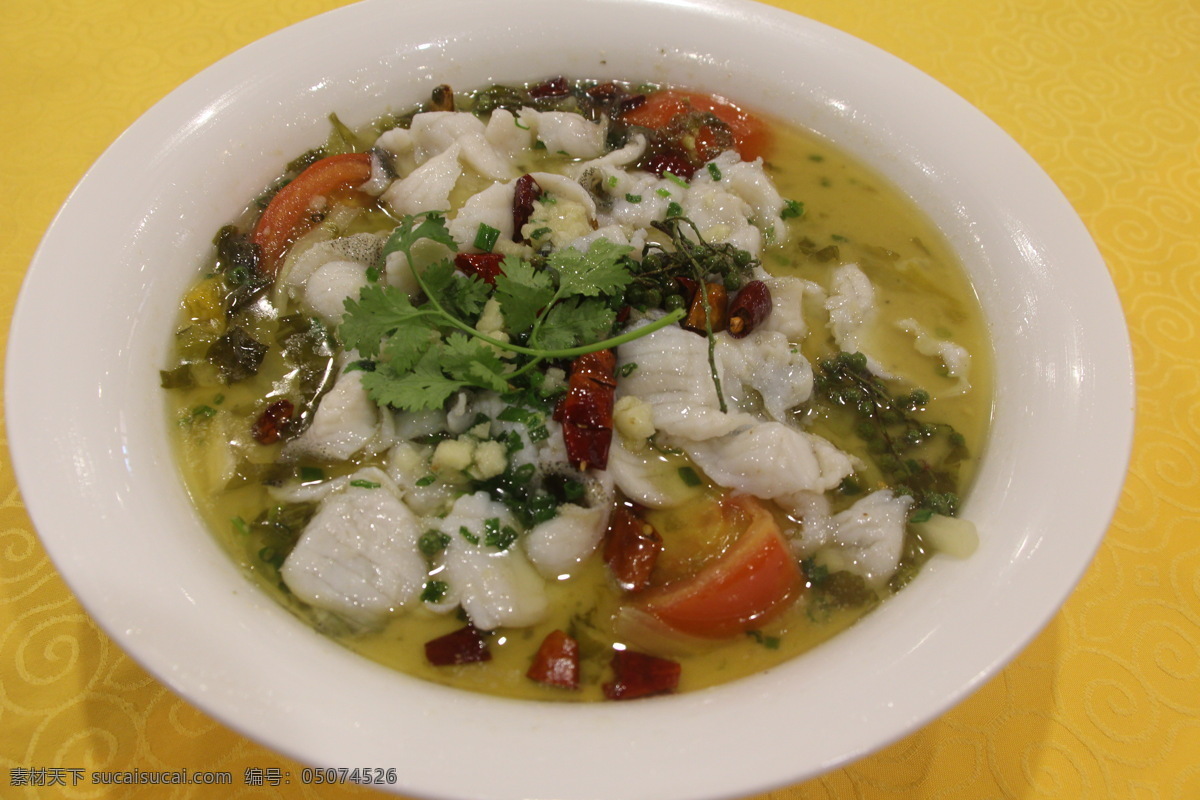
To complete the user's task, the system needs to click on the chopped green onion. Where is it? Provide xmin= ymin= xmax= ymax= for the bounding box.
xmin=421 ymin=580 xmax=449 ymax=602
xmin=350 ymin=479 xmax=381 ymax=489
xmin=473 ymin=223 xmax=501 ymax=252
xmin=664 ymin=171 xmax=689 ymax=188
xmin=419 ymin=530 xmax=451 ymax=556
xmin=707 ymin=163 xmax=722 ymax=181
xmin=781 ymin=199 xmax=804 ymax=219
xmin=483 ymin=517 xmax=519 ymax=550
xmin=625 ymin=193 xmax=642 ymax=203
xmin=299 ymin=466 xmax=325 ymax=483
xmin=678 ymin=466 xmax=703 ymax=487
xmin=909 ymin=508 xmax=934 ymax=524
xmin=746 ymin=630 xmax=781 ymax=649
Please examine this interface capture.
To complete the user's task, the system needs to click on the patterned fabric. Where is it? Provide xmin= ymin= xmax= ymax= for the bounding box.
xmin=0 ymin=1 xmax=1196 ymax=797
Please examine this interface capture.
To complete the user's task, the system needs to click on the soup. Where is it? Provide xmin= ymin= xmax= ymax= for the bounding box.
xmin=162 ymin=78 xmax=991 ymax=701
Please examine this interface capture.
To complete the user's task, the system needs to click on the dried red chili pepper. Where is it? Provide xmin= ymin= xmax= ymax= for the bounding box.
xmin=251 ymin=399 xmax=295 ymax=444
xmin=526 ymin=629 xmax=581 ymax=689
xmin=430 ymin=84 xmax=455 ymax=111
xmin=529 ymin=76 xmax=569 ymax=99
xmin=556 ymin=349 xmax=617 ymax=470
xmin=603 ymin=505 xmax=662 ymax=593
xmin=453 ymin=252 xmax=505 ymax=285
xmin=602 ymin=650 xmax=681 ymax=700
xmin=615 ymin=93 xmax=647 ymax=117
xmin=681 ymin=281 xmax=729 ymax=335
xmin=424 ymin=624 xmax=491 ymax=666
xmin=586 ymin=81 xmax=621 ymax=101
xmin=642 ymin=147 xmax=696 ymax=180
xmin=512 ymin=174 xmax=542 ymax=242
xmin=728 ymin=280 xmax=772 ymax=338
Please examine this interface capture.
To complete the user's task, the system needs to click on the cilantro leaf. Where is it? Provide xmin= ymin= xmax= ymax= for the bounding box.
xmin=439 ymin=333 xmax=511 ymax=393
xmin=379 ymin=212 xmax=458 ymax=266
xmin=361 ymin=345 xmax=469 ymax=411
xmin=548 ymin=240 xmax=633 ymax=298
xmin=494 ymin=257 xmax=555 ymax=335
xmin=340 ymin=213 xmax=686 ymax=412
xmin=422 ymin=259 xmax=491 ymax=320
xmin=535 ymin=298 xmax=617 ymax=351
xmin=340 ymin=283 xmax=437 ymax=358
xmin=379 ymin=324 xmax=440 ymax=374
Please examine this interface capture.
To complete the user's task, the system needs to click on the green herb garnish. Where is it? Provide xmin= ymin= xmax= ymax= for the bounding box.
xmin=473 ymin=223 xmax=501 ymax=253
xmin=483 ymin=517 xmax=520 ymax=550
xmin=781 ymin=199 xmax=805 ymax=219
xmin=746 ymin=630 xmax=781 ymax=649
xmin=299 ymin=466 xmax=325 ymax=483
xmin=419 ymin=530 xmax=451 ymax=557
xmin=339 ymin=212 xmax=684 ymax=412
xmin=421 ymin=580 xmax=449 ymax=603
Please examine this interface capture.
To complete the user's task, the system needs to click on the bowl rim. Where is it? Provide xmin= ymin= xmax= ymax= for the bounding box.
xmin=6 ymin=0 xmax=1135 ymax=797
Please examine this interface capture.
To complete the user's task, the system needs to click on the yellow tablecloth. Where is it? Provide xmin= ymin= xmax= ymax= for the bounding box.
xmin=1 ymin=0 xmax=1196 ymax=797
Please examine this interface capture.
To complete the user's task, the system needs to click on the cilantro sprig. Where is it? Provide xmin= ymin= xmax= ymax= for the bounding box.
xmin=340 ymin=212 xmax=685 ymax=411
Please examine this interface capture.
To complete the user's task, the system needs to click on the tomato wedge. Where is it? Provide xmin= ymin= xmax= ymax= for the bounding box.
xmin=635 ymin=495 xmax=801 ymax=638
xmin=251 ymin=152 xmax=372 ymax=278
xmin=620 ymin=89 xmax=772 ymax=162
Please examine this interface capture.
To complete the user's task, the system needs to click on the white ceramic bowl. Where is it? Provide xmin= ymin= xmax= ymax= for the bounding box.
xmin=7 ymin=0 xmax=1134 ymax=797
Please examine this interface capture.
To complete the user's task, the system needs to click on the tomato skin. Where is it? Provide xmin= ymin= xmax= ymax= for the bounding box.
xmin=620 ymin=89 xmax=773 ymax=163
xmin=251 ymin=152 xmax=372 ymax=277
xmin=635 ymin=495 xmax=802 ymax=638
